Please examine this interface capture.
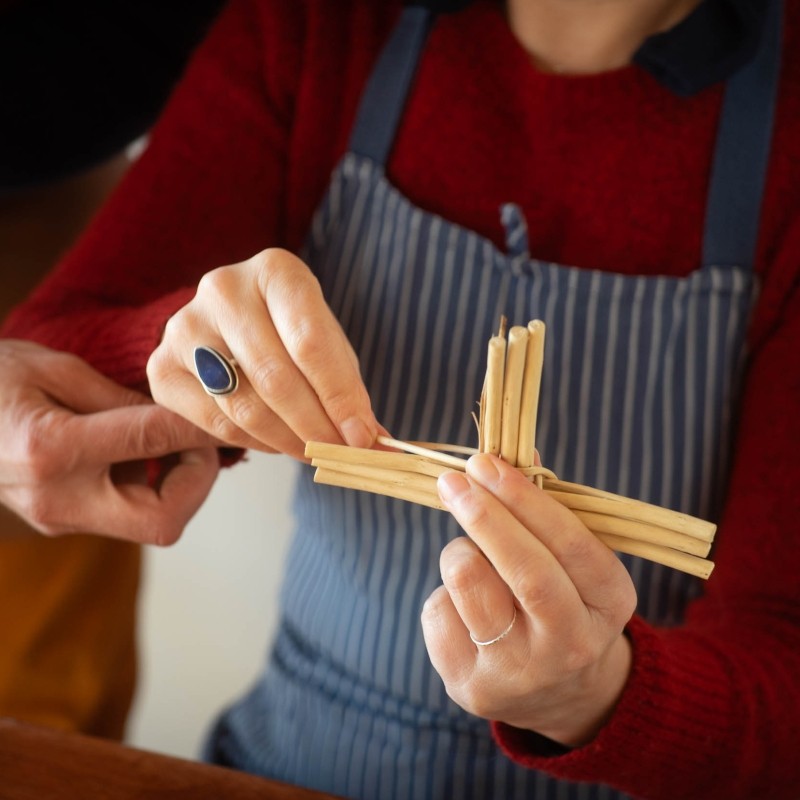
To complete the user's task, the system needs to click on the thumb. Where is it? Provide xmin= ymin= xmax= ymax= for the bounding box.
xmin=112 ymin=446 xmax=221 ymax=545
xmin=70 ymin=403 xmax=220 ymax=466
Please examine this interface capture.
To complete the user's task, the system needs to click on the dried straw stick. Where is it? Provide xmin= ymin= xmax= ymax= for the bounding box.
xmin=361 ymin=438 xmax=714 ymax=543
xmin=306 ymin=441 xmax=716 ymax=574
xmin=374 ymin=436 xmax=467 ymax=470
xmin=570 ymin=511 xmax=711 ymax=558
xmin=482 ymin=335 xmax=507 ymax=455
xmin=314 ymin=467 xmax=442 ymax=511
xmin=544 ymin=487 xmax=716 ymax=542
xmin=593 ymin=533 xmax=714 ymax=580
xmin=500 ymin=326 xmax=529 ymax=465
xmin=516 ymin=320 xmax=546 ymax=475
xmin=308 ymin=454 xmax=714 ymax=579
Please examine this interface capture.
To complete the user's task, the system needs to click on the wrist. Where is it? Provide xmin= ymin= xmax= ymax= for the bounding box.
xmin=524 ymin=632 xmax=633 ymax=748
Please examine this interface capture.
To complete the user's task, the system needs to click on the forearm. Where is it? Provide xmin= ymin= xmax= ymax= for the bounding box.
xmin=1 ymin=289 xmax=192 ymax=389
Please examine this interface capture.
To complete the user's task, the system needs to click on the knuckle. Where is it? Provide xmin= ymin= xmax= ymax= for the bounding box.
xmin=510 ymin=562 xmax=555 ymax=611
xmin=562 ymin=638 xmax=600 ymax=674
xmin=147 ymin=371 xmax=179 ymax=410
xmin=258 ymin=250 xmax=324 ymax=312
xmin=453 ymin=681 xmax=493 ymax=719
xmin=288 ymin=315 xmax=327 ymax=365
xmin=252 ymin=248 xmax=304 ymax=296
xmin=145 ymin=349 xmax=165 ymax=386
xmin=225 ymin=391 xmax=269 ymax=433
xmin=457 ymin=493 xmax=491 ymax=529
xmin=250 ymin=247 xmax=284 ymax=274
xmin=557 ymin=526 xmax=594 ymax=563
xmin=126 ymin=411 xmax=174 ymax=455
xmin=319 ymin=383 xmax=363 ymax=424
xmin=159 ymin=313 xmax=183 ymax=346
xmin=258 ymin=247 xmax=319 ymax=285
xmin=197 ymin=265 xmax=236 ymax=299
xmin=18 ymin=493 xmax=61 ymax=535
xmin=613 ymin=581 xmax=638 ymax=623
xmin=14 ymin=419 xmax=61 ymax=483
xmin=248 ymin=356 xmax=298 ymax=403
xmin=206 ymin=411 xmax=244 ymax=445
xmin=440 ymin=541 xmax=483 ymax=595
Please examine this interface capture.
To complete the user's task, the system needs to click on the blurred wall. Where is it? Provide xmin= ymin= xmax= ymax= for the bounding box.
xmin=126 ymin=452 xmax=298 ymax=759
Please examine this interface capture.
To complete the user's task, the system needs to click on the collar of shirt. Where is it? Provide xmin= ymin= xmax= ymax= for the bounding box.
xmin=413 ymin=0 xmax=767 ymax=96
xmin=634 ymin=0 xmax=767 ymax=95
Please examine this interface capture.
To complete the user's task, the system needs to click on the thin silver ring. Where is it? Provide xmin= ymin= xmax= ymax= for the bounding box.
xmin=193 ymin=345 xmax=239 ymax=396
xmin=469 ymin=607 xmax=517 ymax=647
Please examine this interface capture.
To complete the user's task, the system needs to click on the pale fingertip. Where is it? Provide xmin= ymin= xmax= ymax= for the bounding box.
xmin=340 ymin=416 xmax=375 ymax=449
xmin=466 ymin=453 xmax=501 ymax=488
xmin=438 ymin=471 xmax=471 ymax=505
xmin=180 ymin=446 xmax=220 ymax=468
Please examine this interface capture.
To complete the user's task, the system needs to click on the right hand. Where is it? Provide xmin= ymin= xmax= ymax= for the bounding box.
xmin=146 ymin=248 xmax=379 ymax=461
xmin=0 ymin=340 xmax=220 ymax=544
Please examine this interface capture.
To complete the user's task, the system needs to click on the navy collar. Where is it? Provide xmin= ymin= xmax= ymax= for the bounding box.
xmin=634 ymin=0 xmax=767 ymax=95
xmin=412 ymin=0 xmax=767 ymax=96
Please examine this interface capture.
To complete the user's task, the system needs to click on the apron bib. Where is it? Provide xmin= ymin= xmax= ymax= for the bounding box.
xmin=207 ymin=3 xmax=781 ymax=797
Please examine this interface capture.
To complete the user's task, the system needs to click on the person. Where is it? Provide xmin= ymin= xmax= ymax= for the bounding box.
xmin=0 ymin=0 xmax=224 ymax=737
xmin=3 ymin=0 xmax=799 ymax=797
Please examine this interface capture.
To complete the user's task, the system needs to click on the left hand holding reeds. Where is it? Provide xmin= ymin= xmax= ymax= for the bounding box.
xmin=422 ymin=452 xmax=637 ymax=748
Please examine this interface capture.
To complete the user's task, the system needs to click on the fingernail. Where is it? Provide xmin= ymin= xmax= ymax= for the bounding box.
xmin=182 ymin=447 xmax=221 ymax=469
xmin=182 ymin=450 xmax=205 ymax=466
xmin=467 ymin=453 xmax=501 ymax=487
xmin=340 ymin=416 xmax=375 ymax=449
xmin=437 ymin=471 xmax=471 ymax=504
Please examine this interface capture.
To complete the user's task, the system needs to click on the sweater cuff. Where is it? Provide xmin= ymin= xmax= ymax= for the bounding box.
xmin=86 ymin=287 xmax=197 ymax=390
xmin=1 ymin=286 xmax=195 ymax=392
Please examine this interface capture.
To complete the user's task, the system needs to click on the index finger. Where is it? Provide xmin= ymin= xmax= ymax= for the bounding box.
xmin=442 ymin=454 xmax=630 ymax=612
xmin=35 ymin=350 xmax=151 ymax=414
xmin=64 ymin=403 xmax=220 ymax=465
xmin=259 ymin=250 xmax=378 ymax=448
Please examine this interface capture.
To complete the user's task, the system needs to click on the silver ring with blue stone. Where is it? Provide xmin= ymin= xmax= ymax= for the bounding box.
xmin=193 ymin=345 xmax=239 ymax=396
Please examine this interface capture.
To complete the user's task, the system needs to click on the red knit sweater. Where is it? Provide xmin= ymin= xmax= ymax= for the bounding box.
xmin=5 ymin=1 xmax=800 ymax=797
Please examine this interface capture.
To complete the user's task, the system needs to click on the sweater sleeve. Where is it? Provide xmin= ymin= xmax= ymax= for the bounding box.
xmin=492 ymin=254 xmax=800 ymax=798
xmin=1 ymin=0 xmax=302 ymax=390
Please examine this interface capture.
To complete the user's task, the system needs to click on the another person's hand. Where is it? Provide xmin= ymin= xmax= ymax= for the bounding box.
xmin=422 ymin=453 xmax=637 ymax=748
xmin=0 ymin=339 xmax=220 ymax=543
xmin=147 ymin=248 xmax=379 ymax=461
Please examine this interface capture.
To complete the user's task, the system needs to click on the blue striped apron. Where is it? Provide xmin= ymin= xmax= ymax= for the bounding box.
xmin=205 ymin=2 xmax=781 ymax=797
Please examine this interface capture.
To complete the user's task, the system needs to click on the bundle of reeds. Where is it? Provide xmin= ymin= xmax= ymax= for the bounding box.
xmin=306 ymin=319 xmax=716 ymax=579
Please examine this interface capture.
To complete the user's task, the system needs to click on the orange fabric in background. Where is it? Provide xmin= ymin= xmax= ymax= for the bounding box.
xmin=0 ymin=156 xmax=141 ymax=739
xmin=0 ymin=509 xmax=140 ymax=739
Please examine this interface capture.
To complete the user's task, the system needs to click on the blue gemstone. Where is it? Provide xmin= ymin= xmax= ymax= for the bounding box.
xmin=194 ymin=346 xmax=236 ymax=394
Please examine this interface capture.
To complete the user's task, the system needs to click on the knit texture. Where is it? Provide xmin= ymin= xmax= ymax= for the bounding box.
xmin=4 ymin=1 xmax=800 ymax=796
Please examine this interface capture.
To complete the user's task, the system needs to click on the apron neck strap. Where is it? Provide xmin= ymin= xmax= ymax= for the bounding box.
xmin=348 ymin=6 xmax=434 ymax=165
xmin=702 ymin=0 xmax=782 ymax=269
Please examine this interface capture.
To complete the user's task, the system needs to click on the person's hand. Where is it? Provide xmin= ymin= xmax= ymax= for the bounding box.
xmin=422 ymin=453 xmax=637 ymax=748
xmin=0 ymin=340 xmax=220 ymax=543
xmin=146 ymin=248 xmax=379 ymax=461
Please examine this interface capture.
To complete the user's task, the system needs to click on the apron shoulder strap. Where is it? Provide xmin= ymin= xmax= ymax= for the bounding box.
xmin=702 ymin=0 xmax=783 ymax=269
xmin=349 ymin=6 xmax=434 ymax=165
